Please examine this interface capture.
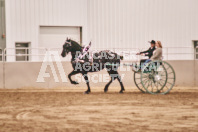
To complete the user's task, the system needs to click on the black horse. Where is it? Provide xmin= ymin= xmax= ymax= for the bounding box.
xmin=61 ymin=38 xmax=125 ymax=94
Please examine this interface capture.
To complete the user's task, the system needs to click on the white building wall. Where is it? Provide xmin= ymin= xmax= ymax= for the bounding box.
xmin=5 ymin=0 xmax=88 ymax=61
xmin=87 ymin=0 xmax=198 ymax=59
xmin=5 ymin=0 xmax=198 ymax=61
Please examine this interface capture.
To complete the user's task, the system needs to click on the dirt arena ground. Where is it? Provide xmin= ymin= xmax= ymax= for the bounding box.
xmin=0 ymin=87 xmax=198 ymax=132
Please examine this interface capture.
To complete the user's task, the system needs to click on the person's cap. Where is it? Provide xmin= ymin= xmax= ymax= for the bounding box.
xmin=148 ymin=40 xmax=156 ymax=44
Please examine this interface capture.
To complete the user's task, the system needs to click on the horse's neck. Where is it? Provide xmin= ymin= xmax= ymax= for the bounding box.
xmin=71 ymin=41 xmax=82 ymax=51
xmin=71 ymin=52 xmax=77 ymax=61
xmin=70 ymin=41 xmax=83 ymax=61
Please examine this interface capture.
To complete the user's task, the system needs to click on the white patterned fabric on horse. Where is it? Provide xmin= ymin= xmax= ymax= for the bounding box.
xmin=75 ymin=42 xmax=92 ymax=63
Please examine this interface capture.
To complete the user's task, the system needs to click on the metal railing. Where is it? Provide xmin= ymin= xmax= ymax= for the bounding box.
xmin=0 ymin=48 xmax=2 ymax=61
xmin=195 ymin=47 xmax=198 ymax=60
xmin=4 ymin=48 xmax=47 ymax=62
xmin=2 ymin=47 xmax=196 ymax=62
xmin=163 ymin=47 xmax=194 ymax=60
xmin=95 ymin=47 xmax=194 ymax=61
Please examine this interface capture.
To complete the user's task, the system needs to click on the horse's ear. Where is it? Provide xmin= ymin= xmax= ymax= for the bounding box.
xmin=89 ymin=41 xmax=91 ymax=46
xmin=66 ymin=37 xmax=68 ymax=41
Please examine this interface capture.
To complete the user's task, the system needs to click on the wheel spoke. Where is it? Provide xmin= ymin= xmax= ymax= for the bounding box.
xmin=160 ymin=77 xmax=166 ymax=81
xmin=158 ymin=72 xmax=166 ymax=75
xmin=142 ymin=74 xmax=149 ymax=78
xmin=136 ymin=82 xmax=142 ymax=85
xmin=156 ymin=82 xmax=159 ymax=91
xmin=166 ymin=82 xmax=174 ymax=85
xmin=151 ymin=81 xmax=154 ymax=92
xmin=142 ymin=78 xmax=149 ymax=83
xmin=165 ymin=85 xmax=170 ymax=90
xmin=158 ymin=81 xmax=164 ymax=87
xmin=143 ymin=79 xmax=150 ymax=86
xmin=135 ymin=72 xmax=148 ymax=93
xmin=159 ymin=79 xmax=166 ymax=85
xmin=147 ymin=80 xmax=152 ymax=88
xmin=136 ymin=76 xmax=148 ymax=79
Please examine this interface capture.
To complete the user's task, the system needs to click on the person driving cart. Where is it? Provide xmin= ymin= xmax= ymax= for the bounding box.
xmin=132 ymin=40 xmax=156 ymax=71
xmin=137 ymin=40 xmax=156 ymax=62
xmin=142 ymin=41 xmax=163 ymax=66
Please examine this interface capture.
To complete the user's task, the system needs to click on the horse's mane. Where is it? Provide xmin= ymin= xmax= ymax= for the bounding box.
xmin=70 ymin=39 xmax=81 ymax=47
xmin=69 ymin=39 xmax=82 ymax=51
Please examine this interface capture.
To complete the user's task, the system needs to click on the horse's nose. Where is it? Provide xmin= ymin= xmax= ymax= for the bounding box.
xmin=61 ymin=51 xmax=65 ymax=57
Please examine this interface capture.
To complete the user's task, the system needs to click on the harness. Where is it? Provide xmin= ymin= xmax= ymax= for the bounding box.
xmin=75 ymin=42 xmax=92 ymax=63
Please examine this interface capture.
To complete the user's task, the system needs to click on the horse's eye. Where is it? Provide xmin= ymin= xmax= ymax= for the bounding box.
xmin=66 ymin=44 xmax=70 ymax=47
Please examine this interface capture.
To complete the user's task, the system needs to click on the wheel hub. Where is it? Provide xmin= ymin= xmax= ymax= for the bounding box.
xmin=148 ymin=74 xmax=153 ymax=79
xmin=154 ymin=74 xmax=161 ymax=82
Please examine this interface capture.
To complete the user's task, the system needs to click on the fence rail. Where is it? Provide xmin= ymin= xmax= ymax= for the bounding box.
xmin=0 ymin=47 xmax=195 ymax=62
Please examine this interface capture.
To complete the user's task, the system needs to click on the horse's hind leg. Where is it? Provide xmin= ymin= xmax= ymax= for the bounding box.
xmin=82 ymin=73 xmax=91 ymax=94
xmin=104 ymin=70 xmax=117 ymax=92
xmin=68 ymin=70 xmax=80 ymax=84
xmin=116 ymin=71 xmax=125 ymax=93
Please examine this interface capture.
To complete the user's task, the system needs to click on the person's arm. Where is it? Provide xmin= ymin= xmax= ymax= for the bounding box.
xmin=151 ymin=49 xmax=162 ymax=60
xmin=140 ymin=49 xmax=149 ymax=54
xmin=137 ymin=48 xmax=150 ymax=55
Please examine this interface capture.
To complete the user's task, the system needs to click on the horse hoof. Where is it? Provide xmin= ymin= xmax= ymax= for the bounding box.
xmin=71 ymin=81 xmax=79 ymax=85
xmin=104 ymin=89 xmax=108 ymax=93
xmin=84 ymin=91 xmax=90 ymax=94
xmin=119 ymin=90 xmax=124 ymax=94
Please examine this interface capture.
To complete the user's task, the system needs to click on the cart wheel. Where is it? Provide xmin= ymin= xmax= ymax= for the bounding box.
xmin=141 ymin=61 xmax=176 ymax=94
xmin=134 ymin=72 xmax=146 ymax=93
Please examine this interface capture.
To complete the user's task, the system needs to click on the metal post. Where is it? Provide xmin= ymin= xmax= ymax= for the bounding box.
xmin=25 ymin=48 xmax=27 ymax=61
xmin=3 ymin=48 xmax=5 ymax=88
xmin=167 ymin=48 xmax=168 ymax=60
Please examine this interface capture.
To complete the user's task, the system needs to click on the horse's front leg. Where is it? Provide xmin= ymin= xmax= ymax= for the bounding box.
xmin=82 ymin=73 xmax=91 ymax=94
xmin=68 ymin=70 xmax=80 ymax=84
xmin=116 ymin=71 xmax=125 ymax=93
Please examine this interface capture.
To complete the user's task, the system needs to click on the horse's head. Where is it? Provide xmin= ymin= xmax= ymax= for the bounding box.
xmin=61 ymin=38 xmax=82 ymax=58
xmin=61 ymin=38 xmax=72 ymax=57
